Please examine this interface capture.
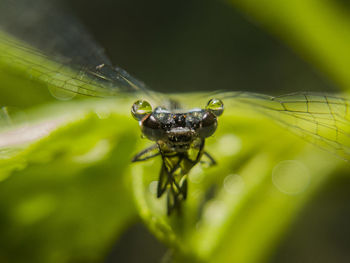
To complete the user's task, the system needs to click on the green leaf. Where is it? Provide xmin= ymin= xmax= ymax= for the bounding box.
xmin=0 ymin=99 xmax=141 ymax=262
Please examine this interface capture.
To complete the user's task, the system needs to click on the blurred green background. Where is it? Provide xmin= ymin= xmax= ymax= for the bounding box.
xmin=0 ymin=0 xmax=350 ymax=262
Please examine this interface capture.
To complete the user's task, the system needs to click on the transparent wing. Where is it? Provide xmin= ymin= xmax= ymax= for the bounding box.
xmin=0 ymin=0 xmax=156 ymax=99
xmin=216 ymin=92 xmax=350 ymax=161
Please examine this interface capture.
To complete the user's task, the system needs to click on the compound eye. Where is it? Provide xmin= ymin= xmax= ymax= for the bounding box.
xmin=206 ymin=98 xmax=224 ymax=117
xmin=141 ymin=114 xmax=165 ymax=141
xmin=131 ymin=100 xmax=152 ymax=120
xmin=198 ymin=112 xmax=217 ymax=138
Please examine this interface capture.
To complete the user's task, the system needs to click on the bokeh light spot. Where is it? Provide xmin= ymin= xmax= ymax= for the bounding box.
xmin=272 ymin=160 xmax=310 ymax=195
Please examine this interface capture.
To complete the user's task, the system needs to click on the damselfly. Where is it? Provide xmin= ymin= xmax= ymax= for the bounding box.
xmin=0 ymin=0 xmax=349 ymax=215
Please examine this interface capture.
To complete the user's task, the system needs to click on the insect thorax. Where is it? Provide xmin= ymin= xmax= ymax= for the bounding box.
xmin=158 ymin=137 xmax=205 ymax=176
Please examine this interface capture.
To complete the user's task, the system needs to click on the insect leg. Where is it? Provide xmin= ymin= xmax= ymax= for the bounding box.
xmin=157 ymin=150 xmax=183 ymax=197
xmin=167 ymin=183 xmax=185 ymax=216
xmin=157 ymin=163 xmax=169 ymax=198
xmin=183 ymin=138 xmax=206 ymax=165
xmin=201 ymin=151 xmax=217 ymax=166
xmin=132 ymin=144 xmax=160 ymax=162
xmin=167 ymin=187 xmax=179 ymax=216
xmin=179 ymin=178 xmax=187 ymax=200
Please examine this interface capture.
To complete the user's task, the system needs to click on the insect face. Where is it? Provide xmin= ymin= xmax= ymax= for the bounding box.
xmin=131 ymin=99 xmax=224 ymax=151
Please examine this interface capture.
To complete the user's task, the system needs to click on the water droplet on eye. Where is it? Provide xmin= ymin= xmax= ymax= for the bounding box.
xmin=272 ymin=160 xmax=310 ymax=195
xmin=223 ymin=174 xmax=245 ymax=195
xmin=148 ymin=181 xmax=158 ymax=195
xmin=206 ymin=98 xmax=224 ymax=116
xmin=131 ymin=100 xmax=152 ymax=120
